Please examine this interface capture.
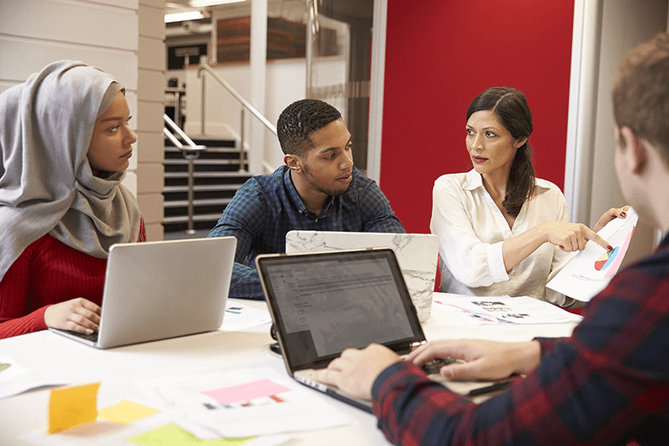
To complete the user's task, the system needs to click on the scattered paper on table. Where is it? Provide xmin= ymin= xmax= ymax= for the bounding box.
xmin=98 ymin=399 xmax=160 ymax=425
xmin=434 ymin=296 xmax=582 ymax=325
xmin=0 ymin=354 xmax=66 ymax=400
xmin=202 ymin=379 xmax=291 ymax=405
xmin=547 ymin=208 xmax=638 ymax=302
xmin=48 ymin=383 xmax=100 ymax=433
xmin=221 ymin=302 xmax=272 ymax=331
xmin=134 ymin=367 xmax=353 ymax=438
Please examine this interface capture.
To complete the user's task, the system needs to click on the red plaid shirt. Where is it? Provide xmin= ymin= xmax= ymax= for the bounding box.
xmin=372 ymin=233 xmax=669 ymax=446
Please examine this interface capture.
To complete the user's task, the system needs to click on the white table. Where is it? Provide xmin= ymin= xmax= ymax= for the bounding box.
xmin=0 ymin=294 xmax=579 ymax=445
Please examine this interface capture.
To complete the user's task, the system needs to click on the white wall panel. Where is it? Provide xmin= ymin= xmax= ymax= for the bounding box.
xmin=88 ymin=0 xmax=138 ymax=9
xmin=138 ymin=4 xmax=166 ymax=39
xmin=1 ymin=0 xmax=138 ymax=51
xmin=138 ymin=36 xmax=165 ymax=70
xmin=0 ymin=37 xmax=138 ymax=90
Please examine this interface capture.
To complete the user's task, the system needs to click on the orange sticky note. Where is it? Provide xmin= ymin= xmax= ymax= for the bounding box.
xmin=48 ymin=383 xmax=100 ymax=433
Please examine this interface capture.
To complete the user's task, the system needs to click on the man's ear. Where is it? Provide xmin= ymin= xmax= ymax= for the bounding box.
xmin=620 ymin=126 xmax=648 ymax=174
xmin=284 ymin=154 xmax=301 ymax=171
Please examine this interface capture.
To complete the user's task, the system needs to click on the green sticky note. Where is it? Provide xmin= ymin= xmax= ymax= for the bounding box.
xmin=127 ymin=424 xmax=252 ymax=446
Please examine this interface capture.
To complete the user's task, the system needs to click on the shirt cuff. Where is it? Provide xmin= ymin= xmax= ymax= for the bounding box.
xmin=371 ymin=361 xmax=428 ymax=404
xmin=487 ymin=241 xmax=509 ymax=282
xmin=534 ymin=337 xmax=561 ymax=357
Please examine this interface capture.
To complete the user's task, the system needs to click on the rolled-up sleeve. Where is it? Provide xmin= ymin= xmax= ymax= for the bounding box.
xmin=431 ymin=175 xmax=509 ymax=288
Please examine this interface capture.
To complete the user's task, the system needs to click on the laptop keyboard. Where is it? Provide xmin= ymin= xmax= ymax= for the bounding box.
xmin=422 ymin=357 xmax=456 ymax=375
xmin=66 ymin=330 xmax=99 ymax=343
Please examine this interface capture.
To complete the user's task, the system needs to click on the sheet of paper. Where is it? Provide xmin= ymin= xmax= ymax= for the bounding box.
xmin=134 ymin=367 xmax=353 ymax=438
xmin=433 ymin=298 xmax=503 ymax=325
xmin=547 ymin=208 xmax=639 ymax=302
xmin=49 ymin=383 xmax=100 ymax=433
xmin=221 ymin=302 xmax=272 ymax=331
xmin=0 ymin=355 xmax=66 ymax=400
xmin=434 ymin=296 xmax=582 ymax=324
xmin=98 ymin=400 xmax=160 ymax=425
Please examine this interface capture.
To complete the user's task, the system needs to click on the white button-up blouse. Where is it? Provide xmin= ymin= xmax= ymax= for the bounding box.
xmin=430 ymin=169 xmax=572 ymax=306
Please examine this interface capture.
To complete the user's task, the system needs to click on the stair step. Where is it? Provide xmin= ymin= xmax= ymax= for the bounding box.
xmin=165 ymin=159 xmax=245 ymax=166
xmin=165 ymin=146 xmax=240 ymax=154
xmin=163 ymin=184 xmax=242 ymax=193
xmin=163 ymin=213 xmax=223 ymax=223
xmin=165 ymin=138 xmax=236 ymax=148
xmin=165 ymin=171 xmax=251 ymax=178
xmin=164 ymin=198 xmax=233 ymax=208
xmin=162 ymin=133 xmax=249 ymax=234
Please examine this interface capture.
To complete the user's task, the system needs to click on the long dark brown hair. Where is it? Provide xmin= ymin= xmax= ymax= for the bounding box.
xmin=467 ymin=87 xmax=535 ymax=217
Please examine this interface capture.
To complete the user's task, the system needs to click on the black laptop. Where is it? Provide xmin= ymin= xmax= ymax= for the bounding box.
xmin=256 ymin=248 xmax=430 ymax=412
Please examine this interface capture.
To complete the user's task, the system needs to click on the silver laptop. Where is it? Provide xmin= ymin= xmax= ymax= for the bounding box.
xmin=285 ymin=231 xmax=439 ymax=322
xmin=256 ymin=248 xmax=430 ymax=412
xmin=50 ymin=237 xmax=236 ymax=349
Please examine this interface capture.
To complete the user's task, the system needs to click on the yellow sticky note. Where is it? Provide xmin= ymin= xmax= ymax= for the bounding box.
xmin=48 ymin=383 xmax=100 ymax=433
xmin=98 ymin=400 xmax=160 ymax=425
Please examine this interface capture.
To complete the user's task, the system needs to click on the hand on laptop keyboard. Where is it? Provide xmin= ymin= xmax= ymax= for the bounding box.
xmin=421 ymin=357 xmax=456 ymax=375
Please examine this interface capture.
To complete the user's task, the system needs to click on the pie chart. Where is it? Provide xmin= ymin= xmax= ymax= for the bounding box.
xmin=594 ymin=246 xmax=619 ymax=271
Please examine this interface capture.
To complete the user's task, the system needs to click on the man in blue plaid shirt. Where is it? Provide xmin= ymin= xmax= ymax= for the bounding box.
xmin=209 ymin=99 xmax=405 ymax=299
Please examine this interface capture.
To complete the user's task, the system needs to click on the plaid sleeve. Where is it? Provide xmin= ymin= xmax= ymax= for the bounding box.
xmin=370 ymin=260 xmax=669 ymax=446
xmin=357 ymin=178 xmax=405 ymax=233
xmin=208 ymin=180 xmax=267 ymax=299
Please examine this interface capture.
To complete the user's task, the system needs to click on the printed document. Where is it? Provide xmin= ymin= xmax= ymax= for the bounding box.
xmin=547 ymin=208 xmax=638 ymax=302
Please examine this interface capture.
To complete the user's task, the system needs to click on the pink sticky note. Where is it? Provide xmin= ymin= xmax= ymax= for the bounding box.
xmin=202 ymin=379 xmax=291 ymax=405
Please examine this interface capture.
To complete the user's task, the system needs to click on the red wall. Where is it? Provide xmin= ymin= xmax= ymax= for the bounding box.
xmin=379 ymin=0 xmax=575 ymax=233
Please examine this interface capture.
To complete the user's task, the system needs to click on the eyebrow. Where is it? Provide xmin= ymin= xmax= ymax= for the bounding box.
xmin=317 ymin=138 xmax=352 ymax=155
xmin=467 ymin=125 xmax=500 ymax=132
xmin=99 ymin=115 xmax=131 ymax=123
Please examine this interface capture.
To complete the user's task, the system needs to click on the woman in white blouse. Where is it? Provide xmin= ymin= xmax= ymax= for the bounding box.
xmin=430 ymin=87 xmax=626 ymax=308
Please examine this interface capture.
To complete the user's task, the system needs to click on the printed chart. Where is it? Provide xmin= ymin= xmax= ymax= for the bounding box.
xmin=547 ymin=208 xmax=638 ymax=302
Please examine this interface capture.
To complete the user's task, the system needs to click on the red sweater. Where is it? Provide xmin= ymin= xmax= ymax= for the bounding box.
xmin=0 ymin=223 xmax=146 ymax=339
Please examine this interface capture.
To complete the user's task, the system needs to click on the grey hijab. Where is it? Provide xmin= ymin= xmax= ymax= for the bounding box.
xmin=0 ymin=60 xmax=141 ymax=281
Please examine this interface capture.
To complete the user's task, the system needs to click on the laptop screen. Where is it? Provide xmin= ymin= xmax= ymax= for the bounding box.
xmin=257 ymin=249 xmax=426 ymax=370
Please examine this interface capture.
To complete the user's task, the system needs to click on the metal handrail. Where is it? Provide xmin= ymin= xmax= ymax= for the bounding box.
xmin=197 ymin=62 xmax=278 ymax=136
xmin=163 ymin=114 xmax=207 ymax=235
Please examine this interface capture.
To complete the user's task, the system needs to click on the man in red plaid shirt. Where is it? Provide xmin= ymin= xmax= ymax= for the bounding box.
xmin=313 ymin=32 xmax=669 ymax=446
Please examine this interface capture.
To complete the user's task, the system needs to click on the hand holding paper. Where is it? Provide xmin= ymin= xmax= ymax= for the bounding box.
xmin=547 ymin=207 xmax=638 ymax=302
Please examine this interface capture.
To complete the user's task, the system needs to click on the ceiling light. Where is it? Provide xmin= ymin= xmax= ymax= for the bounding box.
xmin=165 ymin=11 xmax=205 ymax=23
xmin=189 ymin=0 xmax=246 ymax=7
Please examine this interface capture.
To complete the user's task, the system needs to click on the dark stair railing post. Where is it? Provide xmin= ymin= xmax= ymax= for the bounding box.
xmin=163 ymin=114 xmax=207 ymax=235
xmin=240 ymin=108 xmax=245 ymax=172
xmin=185 ymin=150 xmax=198 ymax=235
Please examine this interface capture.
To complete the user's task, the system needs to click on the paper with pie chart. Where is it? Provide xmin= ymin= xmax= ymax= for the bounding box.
xmin=547 ymin=208 xmax=638 ymax=302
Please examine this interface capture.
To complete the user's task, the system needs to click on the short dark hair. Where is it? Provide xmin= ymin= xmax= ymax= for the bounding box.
xmin=277 ymin=99 xmax=341 ymax=156
xmin=467 ymin=87 xmax=535 ymax=218
xmin=613 ymin=32 xmax=669 ymax=164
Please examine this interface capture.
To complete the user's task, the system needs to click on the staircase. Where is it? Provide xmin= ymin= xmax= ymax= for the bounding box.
xmin=162 ymin=137 xmax=253 ymax=234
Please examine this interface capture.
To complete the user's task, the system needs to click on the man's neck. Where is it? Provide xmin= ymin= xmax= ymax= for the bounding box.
xmin=290 ymin=169 xmax=329 ymax=216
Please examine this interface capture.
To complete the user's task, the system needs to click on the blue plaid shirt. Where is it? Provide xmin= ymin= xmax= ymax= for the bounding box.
xmin=208 ymin=166 xmax=405 ymax=298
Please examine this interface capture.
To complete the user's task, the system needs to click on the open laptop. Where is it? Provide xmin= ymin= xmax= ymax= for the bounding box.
xmin=256 ymin=248 xmax=433 ymax=412
xmin=50 ymin=236 xmax=236 ymax=349
xmin=285 ymin=231 xmax=439 ymax=322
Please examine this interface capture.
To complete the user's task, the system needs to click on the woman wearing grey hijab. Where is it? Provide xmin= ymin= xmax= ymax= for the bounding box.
xmin=0 ymin=61 xmax=145 ymax=339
